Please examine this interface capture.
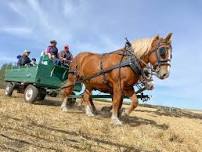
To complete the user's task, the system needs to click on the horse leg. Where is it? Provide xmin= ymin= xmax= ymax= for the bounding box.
xmin=89 ymin=97 xmax=97 ymax=114
xmin=83 ymin=88 xmax=96 ymax=116
xmin=123 ymin=87 xmax=138 ymax=116
xmin=61 ymin=74 xmax=75 ymax=112
xmin=111 ymin=85 xmax=123 ymax=125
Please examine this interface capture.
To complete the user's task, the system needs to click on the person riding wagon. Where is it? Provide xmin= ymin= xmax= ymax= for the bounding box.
xmin=59 ymin=44 xmax=73 ymax=66
xmin=17 ymin=49 xmax=31 ymax=66
xmin=46 ymin=40 xmax=60 ymax=65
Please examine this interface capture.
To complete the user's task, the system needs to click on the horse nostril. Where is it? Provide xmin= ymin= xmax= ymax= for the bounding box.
xmin=160 ymin=73 xmax=167 ymax=79
xmin=163 ymin=73 xmax=169 ymax=78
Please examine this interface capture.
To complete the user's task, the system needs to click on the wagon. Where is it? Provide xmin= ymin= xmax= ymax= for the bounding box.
xmin=4 ymin=55 xmax=82 ymax=103
xmin=4 ymin=55 xmax=150 ymax=104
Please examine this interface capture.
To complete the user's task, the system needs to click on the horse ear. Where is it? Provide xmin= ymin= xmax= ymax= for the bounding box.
xmin=154 ymin=35 xmax=160 ymax=41
xmin=165 ymin=33 xmax=173 ymax=43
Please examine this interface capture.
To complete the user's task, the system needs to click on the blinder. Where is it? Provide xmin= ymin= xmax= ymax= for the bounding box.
xmin=153 ymin=44 xmax=172 ymax=69
xmin=159 ymin=47 xmax=167 ymax=59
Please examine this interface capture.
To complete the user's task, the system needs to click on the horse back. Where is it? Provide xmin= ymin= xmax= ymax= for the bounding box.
xmin=70 ymin=51 xmax=132 ymax=78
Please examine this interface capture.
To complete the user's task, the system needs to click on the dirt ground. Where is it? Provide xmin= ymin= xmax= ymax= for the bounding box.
xmin=0 ymin=89 xmax=202 ymax=152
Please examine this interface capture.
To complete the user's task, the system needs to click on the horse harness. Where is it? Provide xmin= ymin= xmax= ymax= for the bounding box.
xmin=64 ymin=38 xmax=170 ymax=90
xmin=67 ymin=40 xmax=147 ymax=87
xmin=100 ymin=53 xmax=141 ymax=84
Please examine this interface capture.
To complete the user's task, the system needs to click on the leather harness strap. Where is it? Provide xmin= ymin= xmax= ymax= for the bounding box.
xmin=100 ymin=54 xmax=108 ymax=84
xmin=128 ymin=55 xmax=142 ymax=75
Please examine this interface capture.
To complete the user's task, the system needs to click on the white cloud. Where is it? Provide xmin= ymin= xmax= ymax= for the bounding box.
xmin=8 ymin=1 xmax=26 ymax=18
xmin=63 ymin=0 xmax=75 ymax=18
xmin=2 ymin=0 xmax=117 ymax=51
xmin=0 ymin=27 xmax=32 ymax=36
xmin=27 ymin=0 xmax=51 ymax=30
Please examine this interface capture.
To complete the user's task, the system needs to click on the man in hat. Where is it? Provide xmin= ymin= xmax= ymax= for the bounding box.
xmin=18 ymin=49 xmax=31 ymax=66
xmin=59 ymin=44 xmax=73 ymax=65
xmin=46 ymin=40 xmax=60 ymax=65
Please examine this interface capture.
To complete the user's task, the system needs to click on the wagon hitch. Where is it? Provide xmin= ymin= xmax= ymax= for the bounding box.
xmin=135 ymin=86 xmax=151 ymax=102
xmin=137 ymin=93 xmax=150 ymax=102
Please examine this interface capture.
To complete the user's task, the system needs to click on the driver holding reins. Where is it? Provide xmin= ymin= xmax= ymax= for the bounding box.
xmin=59 ymin=44 xmax=73 ymax=65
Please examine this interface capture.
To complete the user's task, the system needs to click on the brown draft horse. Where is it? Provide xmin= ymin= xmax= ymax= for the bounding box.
xmin=61 ymin=33 xmax=173 ymax=125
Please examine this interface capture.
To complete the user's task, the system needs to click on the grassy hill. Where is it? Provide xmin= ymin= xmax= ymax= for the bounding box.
xmin=0 ymin=89 xmax=202 ymax=152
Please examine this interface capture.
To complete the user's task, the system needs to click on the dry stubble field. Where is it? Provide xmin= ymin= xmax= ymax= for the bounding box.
xmin=0 ymin=89 xmax=202 ymax=152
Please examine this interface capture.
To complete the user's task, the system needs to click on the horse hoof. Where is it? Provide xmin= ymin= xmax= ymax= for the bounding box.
xmin=86 ymin=110 xmax=95 ymax=117
xmin=85 ymin=106 xmax=95 ymax=117
xmin=111 ymin=118 xmax=123 ymax=126
xmin=61 ymin=106 xmax=68 ymax=112
xmin=86 ymin=112 xmax=95 ymax=117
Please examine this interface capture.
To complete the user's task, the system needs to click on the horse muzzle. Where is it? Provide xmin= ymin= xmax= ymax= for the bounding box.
xmin=151 ymin=70 xmax=170 ymax=79
xmin=159 ymin=73 xmax=169 ymax=79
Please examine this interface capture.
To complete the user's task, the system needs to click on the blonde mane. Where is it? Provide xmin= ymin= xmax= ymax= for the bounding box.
xmin=131 ymin=36 xmax=156 ymax=58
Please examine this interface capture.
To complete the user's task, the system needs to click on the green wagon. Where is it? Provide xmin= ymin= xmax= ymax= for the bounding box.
xmin=4 ymin=55 xmax=82 ymax=103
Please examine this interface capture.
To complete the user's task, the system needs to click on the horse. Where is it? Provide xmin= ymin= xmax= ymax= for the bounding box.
xmin=61 ymin=33 xmax=173 ymax=125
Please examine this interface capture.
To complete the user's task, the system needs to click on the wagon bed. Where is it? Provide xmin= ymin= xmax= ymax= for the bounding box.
xmin=4 ymin=55 xmax=82 ymax=103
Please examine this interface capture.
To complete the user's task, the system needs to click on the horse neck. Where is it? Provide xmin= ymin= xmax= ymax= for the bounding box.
xmin=139 ymin=53 xmax=150 ymax=68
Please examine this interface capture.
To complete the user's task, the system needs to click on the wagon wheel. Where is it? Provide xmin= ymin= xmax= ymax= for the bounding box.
xmin=37 ymin=88 xmax=46 ymax=101
xmin=67 ymin=92 xmax=76 ymax=106
xmin=5 ymin=82 xmax=15 ymax=96
xmin=24 ymin=85 xmax=39 ymax=104
xmin=49 ymin=91 xmax=57 ymax=97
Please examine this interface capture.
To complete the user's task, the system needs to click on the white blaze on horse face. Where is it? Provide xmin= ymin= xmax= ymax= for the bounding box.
xmin=158 ymin=47 xmax=172 ymax=79
xmin=159 ymin=65 xmax=170 ymax=79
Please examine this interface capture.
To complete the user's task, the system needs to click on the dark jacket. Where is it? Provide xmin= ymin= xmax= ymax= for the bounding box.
xmin=18 ymin=56 xmax=31 ymax=66
xmin=47 ymin=46 xmax=59 ymax=58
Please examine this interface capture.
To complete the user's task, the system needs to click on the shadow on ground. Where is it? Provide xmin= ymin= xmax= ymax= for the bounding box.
xmin=0 ymin=114 xmax=149 ymax=152
xmin=135 ymin=108 xmax=202 ymax=120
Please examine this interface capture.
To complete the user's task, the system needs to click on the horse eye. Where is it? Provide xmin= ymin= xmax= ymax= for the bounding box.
xmin=159 ymin=48 xmax=165 ymax=54
xmin=159 ymin=47 xmax=167 ymax=59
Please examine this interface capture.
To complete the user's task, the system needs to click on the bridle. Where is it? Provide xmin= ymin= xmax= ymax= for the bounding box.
xmin=147 ymin=41 xmax=172 ymax=73
xmin=124 ymin=38 xmax=172 ymax=74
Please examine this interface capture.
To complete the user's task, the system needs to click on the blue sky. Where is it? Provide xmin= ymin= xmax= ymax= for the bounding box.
xmin=0 ymin=0 xmax=202 ymax=109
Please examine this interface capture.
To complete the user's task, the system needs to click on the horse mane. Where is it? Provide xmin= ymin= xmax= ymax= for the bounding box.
xmin=131 ymin=36 xmax=156 ymax=58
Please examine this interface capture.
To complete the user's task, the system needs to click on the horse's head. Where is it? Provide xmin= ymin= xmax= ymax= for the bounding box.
xmin=148 ymin=33 xmax=173 ymax=79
